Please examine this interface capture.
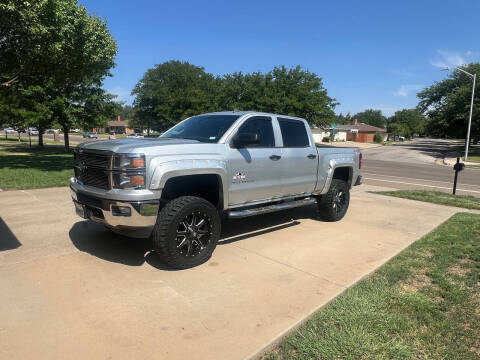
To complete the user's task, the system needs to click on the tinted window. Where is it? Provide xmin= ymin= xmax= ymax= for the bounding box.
xmin=161 ymin=115 xmax=240 ymax=143
xmin=237 ymin=117 xmax=275 ymax=147
xmin=278 ymin=118 xmax=309 ymax=147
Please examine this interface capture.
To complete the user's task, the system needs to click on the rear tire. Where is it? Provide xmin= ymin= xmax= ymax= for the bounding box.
xmin=151 ymin=196 xmax=221 ymax=269
xmin=317 ymin=179 xmax=350 ymax=221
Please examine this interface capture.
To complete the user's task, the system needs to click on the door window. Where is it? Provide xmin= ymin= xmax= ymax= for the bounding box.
xmin=236 ymin=117 xmax=275 ymax=147
xmin=278 ymin=118 xmax=309 ymax=147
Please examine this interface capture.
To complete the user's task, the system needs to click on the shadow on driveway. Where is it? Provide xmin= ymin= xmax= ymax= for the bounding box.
xmin=0 ymin=217 xmax=21 ymax=251
xmin=69 ymin=204 xmax=319 ymax=269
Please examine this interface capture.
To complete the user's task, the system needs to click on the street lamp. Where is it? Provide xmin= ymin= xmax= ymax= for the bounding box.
xmin=442 ymin=66 xmax=476 ymax=161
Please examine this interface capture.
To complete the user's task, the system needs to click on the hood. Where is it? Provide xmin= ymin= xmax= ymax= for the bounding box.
xmin=77 ymin=138 xmax=200 ymax=153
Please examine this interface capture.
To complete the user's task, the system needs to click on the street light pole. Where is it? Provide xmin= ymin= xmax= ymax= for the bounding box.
xmin=465 ymin=72 xmax=476 ymax=161
xmin=444 ymin=67 xmax=476 ymax=161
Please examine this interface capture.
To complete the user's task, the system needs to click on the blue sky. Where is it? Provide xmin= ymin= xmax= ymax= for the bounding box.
xmin=80 ymin=0 xmax=480 ymax=117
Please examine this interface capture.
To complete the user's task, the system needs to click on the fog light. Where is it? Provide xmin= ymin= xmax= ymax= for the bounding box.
xmin=112 ymin=205 xmax=131 ymax=217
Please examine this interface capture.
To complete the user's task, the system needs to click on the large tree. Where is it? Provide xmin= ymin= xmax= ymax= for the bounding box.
xmin=0 ymin=0 xmax=117 ymax=150
xmin=388 ymin=109 xmax=426 ymax=138
xmin=132 ymin=63 xmax=338 ymax=129
xmin=352 ymin=109 xmax=387 ymax=128
xmin=132 ymin=61 xmax=218 ymax=131
xmin=418 ymin=63 xmax=479 ymax=143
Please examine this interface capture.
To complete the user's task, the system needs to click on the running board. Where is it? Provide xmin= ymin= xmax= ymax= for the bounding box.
xmin=227 ymin=198 xmax=317 ymax=218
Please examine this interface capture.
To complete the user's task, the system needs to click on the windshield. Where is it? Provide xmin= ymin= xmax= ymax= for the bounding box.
xmin=161 ymin=114 xmax=240 ymax=143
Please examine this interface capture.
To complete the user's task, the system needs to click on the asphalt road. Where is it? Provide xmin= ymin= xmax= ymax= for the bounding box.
xmin=362 ymin=139 xmax=480 ymax=196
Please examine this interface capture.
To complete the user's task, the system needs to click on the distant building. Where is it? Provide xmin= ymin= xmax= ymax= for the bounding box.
xmin=332 ymin=119 xmax=387 ymax=143
xmin=106 ymin=116 xmax=134 ymax=134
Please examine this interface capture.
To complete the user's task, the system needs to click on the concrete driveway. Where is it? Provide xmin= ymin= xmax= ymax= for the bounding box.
xmin=0 ymin=185 xmax=461 ymax=359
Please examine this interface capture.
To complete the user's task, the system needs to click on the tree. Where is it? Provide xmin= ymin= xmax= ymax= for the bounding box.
xmin=334 ymin=112 xmax=353 ymax=125
xmin=218 ymin=66 xmax=337 ymax=126
xmin=132 ymin=62 xmax=338 ymax=129
xmin=0 ymin=0 xmax=117 ymax=150
xmin=132 ymin=61 xmax=218 ymax=131
xmin=418 ymin=63 xmax=480 ymax=143
xmin=352 ymin=109 xmax=387 ymax=128
xmin=388 ymin=109 xmax=426 ymax=138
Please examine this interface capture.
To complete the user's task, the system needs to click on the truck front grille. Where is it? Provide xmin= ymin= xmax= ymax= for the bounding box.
xmin=74 ymin=150 xmax=112 ymax=189
xmin=77 ymin=152 xmax=111 ymax=168
xmin=75 ymin=167 xmax=110 ymax=190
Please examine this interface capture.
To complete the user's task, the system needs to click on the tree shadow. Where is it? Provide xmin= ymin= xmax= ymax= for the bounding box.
xmin=68 ymin=205 xmax=320 ymax=270
xmin=0 ymin=144 xmax=73 ymax=171
xmin=0 ymin=217 xmax=22 ymax=251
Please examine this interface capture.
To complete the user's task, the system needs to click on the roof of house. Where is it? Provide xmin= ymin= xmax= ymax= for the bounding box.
xmin=107 ymin=120 xmax=130 ymax=127
xmin=327 ymin=123 xmax=387 ymax=133
xmin=310 ymin=127 xmax=327 ymax=134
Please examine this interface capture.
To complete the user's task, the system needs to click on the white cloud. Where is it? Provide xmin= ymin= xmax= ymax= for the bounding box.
xmin=108 ymin=87 xmax=134 ymax=104
xmin=430 ymin=50 xmax=479 ymax=68
xmin=394 ymin=84 xmax=423 ymax=97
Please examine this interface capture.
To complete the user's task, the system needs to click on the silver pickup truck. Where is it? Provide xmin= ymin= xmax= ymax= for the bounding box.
xmin=71 ymin=111 xmax=362 ymax=268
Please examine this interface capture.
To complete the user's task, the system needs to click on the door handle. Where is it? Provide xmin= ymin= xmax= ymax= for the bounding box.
xmin=307 ymin=154 xmax=317 ymax=159
xmin=269 ymin=155 xmax=281 ymax=161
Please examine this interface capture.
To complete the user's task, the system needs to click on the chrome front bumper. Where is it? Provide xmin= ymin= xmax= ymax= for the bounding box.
xmin=70 ymin=183 xmax=159 ymax=238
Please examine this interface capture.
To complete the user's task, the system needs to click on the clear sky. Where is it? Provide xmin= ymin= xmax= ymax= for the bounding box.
xmin=80 ymin=0 xmax=480 ymax=117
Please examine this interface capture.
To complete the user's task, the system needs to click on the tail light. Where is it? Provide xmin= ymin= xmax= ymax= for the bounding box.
xmin=359 ymin=153 xmax=362 ymax=169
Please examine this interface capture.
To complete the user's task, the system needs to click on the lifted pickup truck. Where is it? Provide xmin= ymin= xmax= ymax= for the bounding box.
xmin=71 ymin=111 xmax=362 ymax=268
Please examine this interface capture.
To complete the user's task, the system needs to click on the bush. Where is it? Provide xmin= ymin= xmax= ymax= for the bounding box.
xmin=322 ymin=136 xmax=330 ymax=142
xmin=373 ymin=132 xmax=383 ymax=143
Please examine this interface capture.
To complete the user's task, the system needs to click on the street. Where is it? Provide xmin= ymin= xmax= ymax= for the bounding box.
xmin=362 ymin=139 xmax=480 ymax=196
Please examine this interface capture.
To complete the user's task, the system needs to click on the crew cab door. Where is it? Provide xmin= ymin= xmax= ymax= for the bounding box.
xmin=277 ymin=117 xmax=318 ymax=196
xmin=226 ymin=116 xmax=283 ymax=206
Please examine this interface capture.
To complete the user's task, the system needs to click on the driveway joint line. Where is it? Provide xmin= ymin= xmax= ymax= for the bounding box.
xmin=231 ymin=244 xmax=347 ymax=289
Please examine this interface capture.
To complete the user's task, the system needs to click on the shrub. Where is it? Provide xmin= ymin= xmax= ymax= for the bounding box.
xmin=322 ymin=136 xmax=330 ymax=142
xmin=374 ymin=132 xmax=383 ymax=143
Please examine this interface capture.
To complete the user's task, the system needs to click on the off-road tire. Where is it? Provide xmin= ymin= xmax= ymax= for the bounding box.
xmin=151 ymin=196 xmax=221 ymax=269
xmin=317 ymin=179 xmax=350 ymax=221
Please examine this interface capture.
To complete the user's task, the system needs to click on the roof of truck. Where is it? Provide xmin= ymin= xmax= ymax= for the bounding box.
xmin=202 ymin=111 xmax=305 ymax=121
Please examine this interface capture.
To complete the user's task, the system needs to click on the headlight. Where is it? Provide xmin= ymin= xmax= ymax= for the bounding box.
xmin=112 ymin=153 xmax=146 ymax=189
xmin=113 ymin=153 xmax=145 ymax=170
xmin=112 ymin=172 xmax=145 ymax=190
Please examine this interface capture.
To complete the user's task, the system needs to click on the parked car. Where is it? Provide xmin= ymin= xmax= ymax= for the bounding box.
xmin=3 ymin=127 xmax=16 ymax=134
xmin=29 ymin=128 xmax=39 ymax=136
xmin=82 ymin=132 xmax=98 ymax=139
xmin=71 ymin=111 xmax=362 ymax=269
xmin=127 ymin=133 xmax=144 ymax=138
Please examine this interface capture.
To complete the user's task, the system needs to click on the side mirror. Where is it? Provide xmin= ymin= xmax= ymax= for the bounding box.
xmin=233 ymin=132 xmax=260 ymax=147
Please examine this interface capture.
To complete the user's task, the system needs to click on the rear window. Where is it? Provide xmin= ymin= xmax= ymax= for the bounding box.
xmin=278 ymin=118 xmax=309 ymax=147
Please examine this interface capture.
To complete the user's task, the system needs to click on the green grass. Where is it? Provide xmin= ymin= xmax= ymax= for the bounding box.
xmin=372 ymin=190 xmax=480 ymax=210
xmin=466 ymin=149 xmax=480 ymax=162
xmin=265 ymin=213 xmax=480 ymax=360
xmin=0 ymin=141 xmax=73 ymax=190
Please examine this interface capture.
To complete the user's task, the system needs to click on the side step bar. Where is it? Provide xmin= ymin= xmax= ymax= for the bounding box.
xmin=227 ymin=198 xmax=317 ymax=218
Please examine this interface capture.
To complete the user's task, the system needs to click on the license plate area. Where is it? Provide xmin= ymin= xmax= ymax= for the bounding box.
xmin=74 ymin=201 xmax=87 ymax=219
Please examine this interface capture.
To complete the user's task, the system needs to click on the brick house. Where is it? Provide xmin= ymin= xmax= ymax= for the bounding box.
xmin=337 ymin=119 xmax=387 ymax=143
xmin=106 ymin=116 xmax=134 ymax=134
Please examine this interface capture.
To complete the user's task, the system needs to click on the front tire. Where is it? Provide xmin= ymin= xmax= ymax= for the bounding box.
xmin=151 ymin=196 xmax=221 ymax=269
xmin=317 ymin=179 xmax=350 ymax=221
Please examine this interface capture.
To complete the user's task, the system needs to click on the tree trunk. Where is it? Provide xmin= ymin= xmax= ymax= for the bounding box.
xmin=38 ymin=127 xmax=44 ymax=147
xmin=63 ymin=127 xmax=70 ymax=152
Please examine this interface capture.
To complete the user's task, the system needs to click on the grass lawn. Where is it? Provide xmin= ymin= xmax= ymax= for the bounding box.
xmin=372 ymin=190 xmax=480 ymax=210
xmin=0 ymin=141 xmax=73 ymax=190
xmin=265 ymin=213 xmax=480 ymax=359
xmin=466 ymin=149 xmax=480 ymax=162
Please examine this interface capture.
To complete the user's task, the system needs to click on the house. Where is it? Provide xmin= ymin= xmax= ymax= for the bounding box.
xmin=335 ymin=119 xmax=387 ymax=143
xmin=106 ymin=116 xmax=134 ymax=135
xmin=311 ymin=126 xmax=348 ymax=142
